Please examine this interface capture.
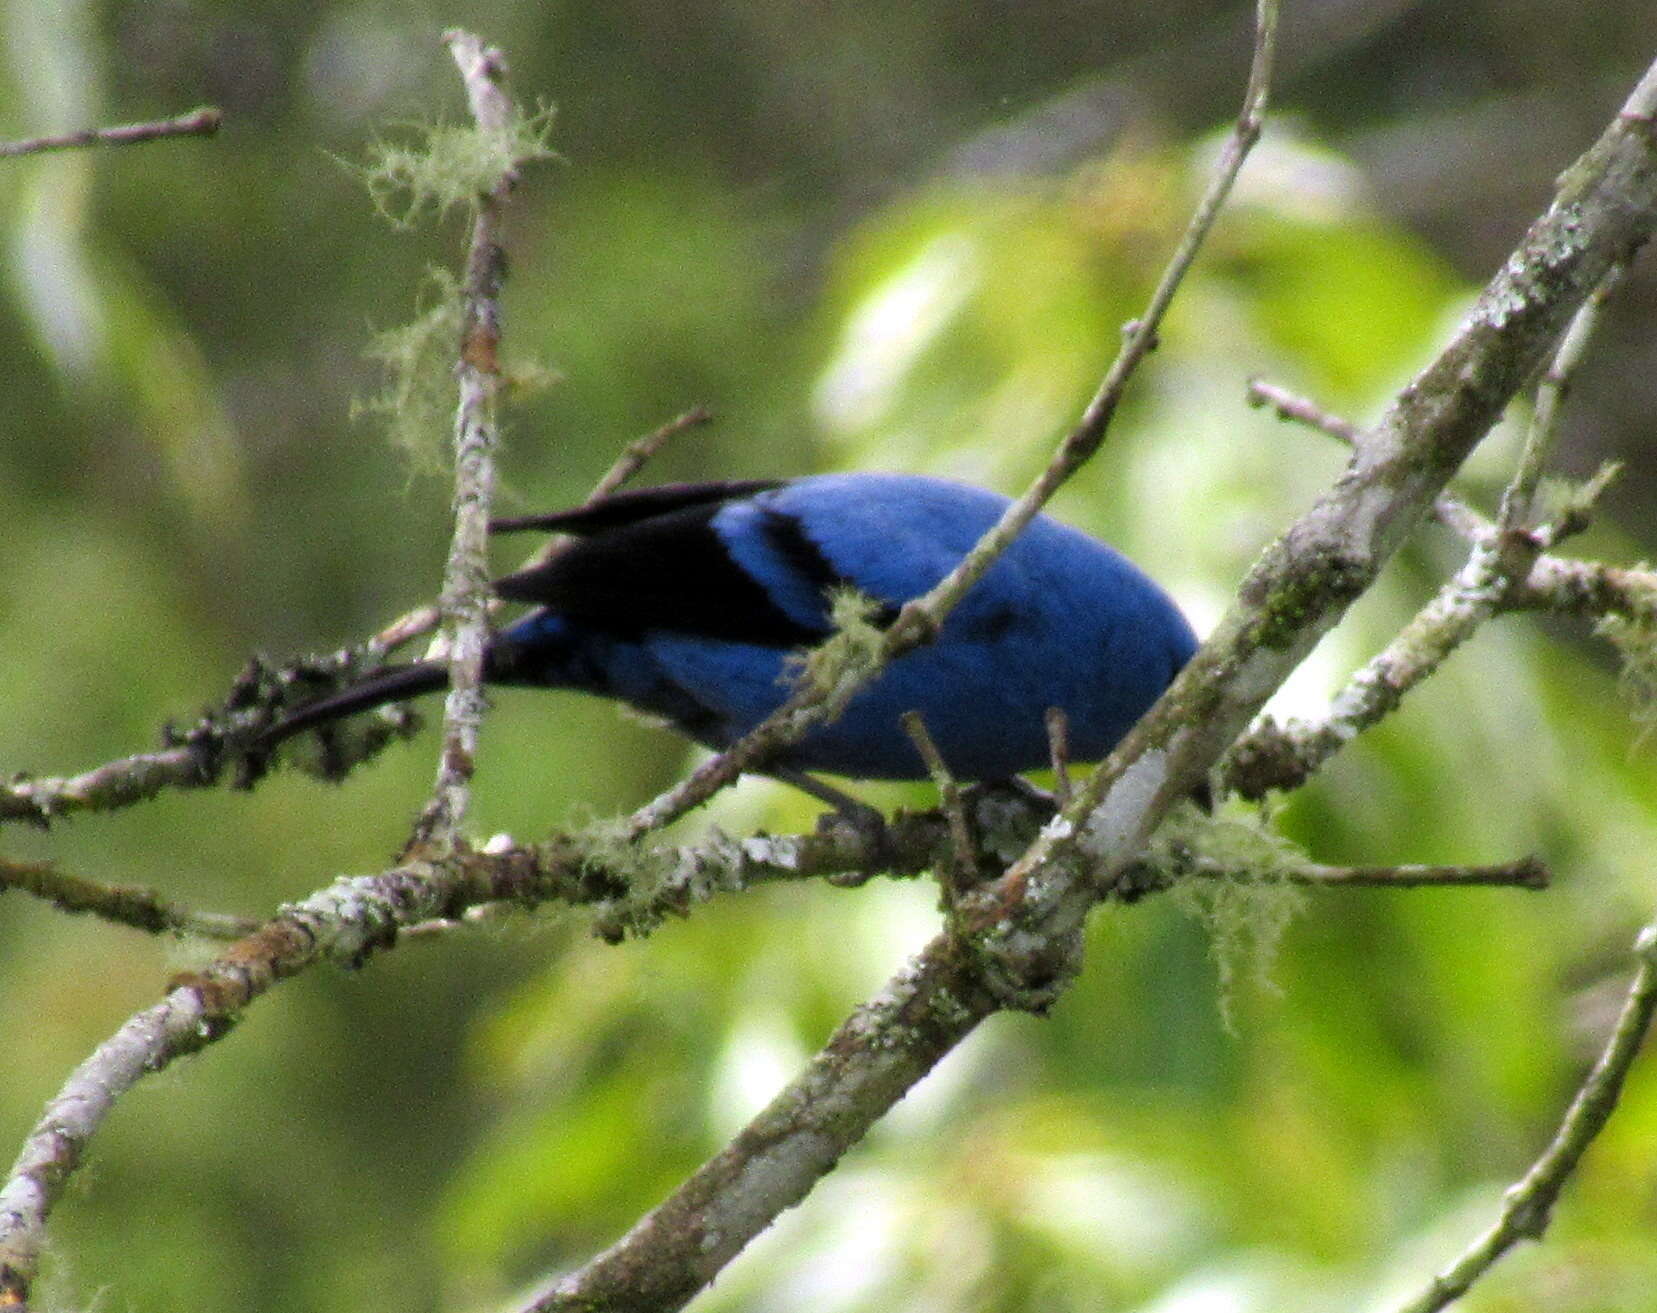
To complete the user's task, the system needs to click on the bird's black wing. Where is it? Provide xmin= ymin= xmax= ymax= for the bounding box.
xmin=489 ymin=480 xmax=784 ymax=536
xmin=492 ymin=483 xmax=834 ymax=647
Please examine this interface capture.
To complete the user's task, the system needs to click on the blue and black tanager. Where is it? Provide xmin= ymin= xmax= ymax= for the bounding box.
xmin=264 ymin=473 xmax=1197 ymax=795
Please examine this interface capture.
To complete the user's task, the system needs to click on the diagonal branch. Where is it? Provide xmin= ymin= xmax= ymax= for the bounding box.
xmin=1007 ymin=52 xmax=1657 ymax=899
xmin=1389 ymin=916 xmax=1657 ymax=1313
xmin=620 ymin=0 xmax=1282 ymax=842
xmin=524 ymin=27 xmax=1657 ymax=1313
xmin=1226 ymin=264 xmax=1636 ymax=800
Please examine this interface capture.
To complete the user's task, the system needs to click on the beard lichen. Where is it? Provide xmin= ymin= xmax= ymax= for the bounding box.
xmin=1598 ymin=590 xmax=1657 ymax=743
xmin=1146 ymin=802 xmax=1308 ymax=1030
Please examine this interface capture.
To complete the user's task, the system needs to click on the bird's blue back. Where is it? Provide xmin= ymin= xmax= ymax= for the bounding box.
xmin=495 ymin=472 xmax=1196 ymax=781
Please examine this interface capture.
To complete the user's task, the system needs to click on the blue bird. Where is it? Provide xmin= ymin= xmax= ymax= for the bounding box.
xmin=264 ymin=473 xmax=1197 ymax=800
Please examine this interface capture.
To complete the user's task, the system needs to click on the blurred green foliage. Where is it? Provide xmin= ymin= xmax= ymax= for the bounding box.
xmin=3 ymin=4 xmax=1657 ymax=1313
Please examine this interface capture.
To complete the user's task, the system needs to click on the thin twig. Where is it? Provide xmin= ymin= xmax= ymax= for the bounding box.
xmin=1245 ymin=375 xmax=1363 ymax=444
xmin=0 ymin=107 xmax=221 ymax=158
xmin=1246 ymin=377 xmax=1485 ymax=539
xmin=620 ymin=0 xmax=1281 ymax=843
xmin=587 ymin=406 xmax=713 ymax=504
xmin=1223 ymin=270 xmax=1629 ymax=801
xmin=520 ymin=406 xmax=715 ymax=571
xmin=1390 ymin=919 xmax=1657 ymax=1313
xmin=373 ymin=408 xmax=710 ymax=651
xmin=0 ymin=857 xmax=261 ymax=939
xmin=1496 ymin=262 xmax=1628 ymax=533
xmin=1240 ymin=856 xmax=1548 ymax=890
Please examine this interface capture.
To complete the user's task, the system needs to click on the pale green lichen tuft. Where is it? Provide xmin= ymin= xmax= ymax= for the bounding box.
xmin=1598 ymin=588 xmax=1657 ymax=742
xmin=1149 ymin=803 xmax=1308 ymax=1029
xmin=352 ymin=269 xmax=465 ymax=473
xmin=1535 ymin=460 xmax=1622 ymax=532
xmin=358 ymin=102 xmax=559 ymax=228
xmin=789 ymin=588 xmax=890 ymax=721
xmin=558 ymin=816 xmax=685 ymax=942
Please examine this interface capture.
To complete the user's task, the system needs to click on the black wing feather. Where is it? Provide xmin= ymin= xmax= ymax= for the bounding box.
xmin=492 ymin=491 xmax=827 ymax=647
xmin=489 ymin=480 xmax=784 ymax=537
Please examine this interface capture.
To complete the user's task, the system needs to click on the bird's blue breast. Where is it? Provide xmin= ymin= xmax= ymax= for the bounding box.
xmin=495 ymin=473 xmax=1196 ymax=781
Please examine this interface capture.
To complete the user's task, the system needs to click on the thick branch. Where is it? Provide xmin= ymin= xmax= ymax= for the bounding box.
xmin=523 ymin=937 xmax=996 ymax=1312
xmin=1015 ymin=53 xmax=1657 ymax=897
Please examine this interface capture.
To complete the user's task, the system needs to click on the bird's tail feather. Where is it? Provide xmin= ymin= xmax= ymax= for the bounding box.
xmin=261 ymin=660 xmax=449 ymax=747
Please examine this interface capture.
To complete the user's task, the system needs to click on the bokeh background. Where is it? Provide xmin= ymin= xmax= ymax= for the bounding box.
xmin=4 ymin=2 xmax=1657 ymax=1310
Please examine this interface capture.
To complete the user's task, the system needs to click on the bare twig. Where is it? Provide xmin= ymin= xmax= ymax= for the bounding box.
xmin=372 ymin=407 xmax=711 ymax=652
xmin=1210 ymin=855 xmax=1548 ymax=890
xmin=519 ymin=406 xmax=716 ymax=572
xmin=0 ymin=107 xmax=221 ymax=158
xmin=1245 ymin=375 xmax=1363 ymax=444
xmin=1246 ymin=377 xmax=1486 ymax=539
xmin=1390 ymin=919 xmax=1657 ymax=1313
xmin=901 ymin=711 xmax=979 ymax=895
xmin=1496 ymin=262 xmax=1628 ymax=533
xmin=586 ymin=406 xmax=714 ymax=505
xmin=0 ymin=857 xmax=261 ymax=939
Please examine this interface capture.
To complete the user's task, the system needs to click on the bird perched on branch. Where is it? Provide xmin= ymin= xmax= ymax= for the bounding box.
xmin=263 ymin=473 xmax=1197 ymax=801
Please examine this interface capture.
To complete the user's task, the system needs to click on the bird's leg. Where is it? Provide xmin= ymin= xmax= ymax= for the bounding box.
xmin=768 ymin=767 xmax=892 ymax=881
xmin=898 ymin=709 xmax=980 ymax=906
xmin=769 ymin=766 xmax=885 ymax=828
xmin=1044 ymin=706 xmax=1073 ymax=808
